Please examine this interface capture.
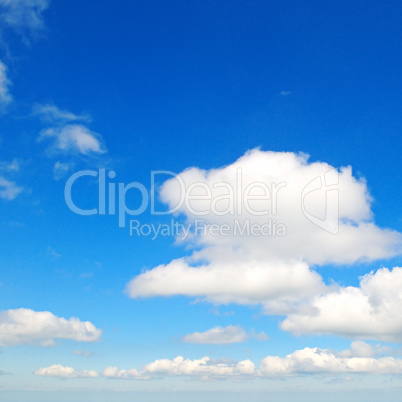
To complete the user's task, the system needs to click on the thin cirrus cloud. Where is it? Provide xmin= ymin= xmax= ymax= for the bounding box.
xmin=0 ymin=308 xmax=102 ymax=346
xmin=0 ymin=159 xmax=23 ymax=200
xmin=0 ymin=158 xmax=19 ymax=172
xmin=34 ymin=342 xmax=402 ymax=380
xmin=53 ymin=161 xmax=73 ymax=180
xmin=0 ymin=0 xmax=50 ymax=36
xmin=0 ymin=176 xmax=23 ymax=200
xmin=0 ymin=60 xmax=12 ymax=106
xmin=71 ymin=350 xmax=95 ymax=357
xmin=182 ymin=325 xmax=268 ymax=344
xmin=33 ymin=103 xmax=91 ymax=123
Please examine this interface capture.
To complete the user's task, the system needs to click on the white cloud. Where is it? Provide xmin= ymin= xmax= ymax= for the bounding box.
xmin=47 ymin=246 xmax=61 ymax=258
xmin=39 ymin=124 xmax=106 ymax=155
xmin=72 ymin=350 xmax=95 ymax=357
xmin=0 ymin=158 xmax=20 ymax=172
xmin=339 ymin=341 xmax=377 ymax=358
xmin=37 ymin=357 xmax=256 ymax=380
xmin=0 ymin=159 xmax=23 ymax=200
xmin=281 ymin=267 xmax=402 ymax=342
xmin=0 ymin=60 xmax=12 ymax=106
xmin=157 ymin=149 xmax=400 ymax=265
xmin=141 ymin=356 xmax=256 ymax=378
xmin=127 ymin=259 xmax=326 ymax=314
xmin=36 ymin=358 xmax=256 ymax=380
xmin=101 ymin=366 xmax=142 ymax=379
xmin=260 ymin=343 xmax=402 ymax=376
xmin=34 ymin=364 xmax=99 ymax=378
xmin=0 ymin=0 xmax=50 ymax=35
xmin=126 ymin=149 xmax=402 ymax=319
xmin=53 ymin=161 xmax=72 ymax=180
xmin=34 ymin=342 xmax=402 ymax=380
xmin=336 ymin=341 xmax=392 ymax=358
xmin=33 ymin=104 xmax=91 ymax=123
xmin=36 ymin=104 xmax=106 ymax=157
xmin=182 ymin=325 xmax=268 ymax=344
xmin=183 ymin=325 xmax=248 ymax=344
xmin=0 ymin=176 xmax=23 ymax=200
xmin=0 ymin=308 xmax=102 ymax=346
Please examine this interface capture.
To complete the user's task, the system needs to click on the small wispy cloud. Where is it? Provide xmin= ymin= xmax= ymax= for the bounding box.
xmin=79 ymin=272 xmax=94 ymax=279
xmin=39 ymin=124 xmax=106 ymax=155
xmin=33 ymin=104 xmax=91 ymax=124
xmin=53 ymin=161 xmax=73 ymax=180
xmin=36 ymin=104 xmax=107 ymax=157
xmin=0 ymin=158 xmax=20 ymax=172
xmin=0 ymin=159 xmax=23 ymax=200
xmin=210 ymin=308 xmax=235 ymax=317
xmin=0 ymin=176 xmax=23 ymax=200
xmin=182 ymin=325 xmax=268 ymax=344
xmin=72 ymin=350 xmax=95 ymax=357
xmin=47 ymin=246 xmax=61 ymax=259
xmin=279 ymin=90 xmax=291 ymax=96
xmin=0 ymin=60 xmax=12 ymax=107
xmin=0 ymin=0 xmax=50 ymax=38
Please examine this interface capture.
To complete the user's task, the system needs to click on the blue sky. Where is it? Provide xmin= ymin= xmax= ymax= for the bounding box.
xmin=0 ymin=1 xmax=402 ymax=401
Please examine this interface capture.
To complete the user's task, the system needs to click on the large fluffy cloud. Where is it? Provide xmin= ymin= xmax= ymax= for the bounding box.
xmin=156 ymin=149 xmax=400 ymax=265
xmin=127 ymin=259 xmax=325 ymax=314
xmin=126 ymin=150 xmax=402 ymax=320
xmin=0 ymin=308 xmax=102 ymax=346
xmin=281 ymin=267 xmax=402 ymax=342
